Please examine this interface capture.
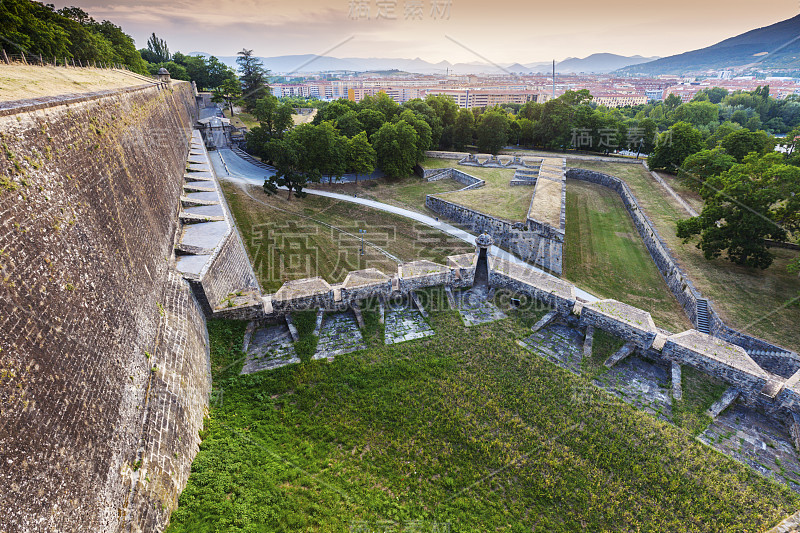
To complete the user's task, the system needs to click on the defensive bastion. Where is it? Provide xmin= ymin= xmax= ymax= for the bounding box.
xmin=0 ymin=75 xmax=256 ymax=532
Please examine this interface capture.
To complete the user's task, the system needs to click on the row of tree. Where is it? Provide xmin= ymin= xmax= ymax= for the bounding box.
xmin=0 ymin=0 xmax=147 ymax=73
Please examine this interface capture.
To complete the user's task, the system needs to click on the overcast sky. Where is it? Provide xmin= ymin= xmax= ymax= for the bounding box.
xmin=51 ymin=0 xmax=799 ymax=64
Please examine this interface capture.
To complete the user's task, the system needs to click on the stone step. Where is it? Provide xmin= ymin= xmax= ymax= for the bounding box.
xmin=604 ymin=341 xmax=636 ymax=368
xmin=179 ymin=213 xmax=225 ymax=224
xmin=410 ymin=290 xmax=428 ymax=318
xmin=671 ymin=362 xmax=682 ymax=400
xmin=285 ymin=314 xmax=299 ymax=342
xmin=583 ymin=326 xmax=594 ymax=360
xmin=313 ymin=308 xmax=325 ymax=336
xmin=531 ymin=310 xmax=559 ymax=333
xmin=706 ymin=387 xmax=740 ymax=418
xmin=444 ymin=285 xmax=457 ymax=309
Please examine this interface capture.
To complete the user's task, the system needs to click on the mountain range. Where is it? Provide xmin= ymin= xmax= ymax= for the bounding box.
xmin=618 ymin=14 xmax=800 ymax=75
xmin=189 ymin=52 xmax=658 ymax=75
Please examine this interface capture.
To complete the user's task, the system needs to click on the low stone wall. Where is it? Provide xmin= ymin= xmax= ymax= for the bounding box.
xmin=199 ymin=230 xmax=261 ymax=311
xmin=425 ymin=195 xmax=563 ymax=274
xmin=566 ymin=168 xmax=796 ymax=364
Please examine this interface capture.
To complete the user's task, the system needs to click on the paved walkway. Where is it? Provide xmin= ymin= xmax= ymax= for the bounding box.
xmin=210 ymin=148 xmax=598 ymax=302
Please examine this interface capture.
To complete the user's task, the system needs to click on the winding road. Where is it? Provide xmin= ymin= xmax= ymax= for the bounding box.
xmin=209 ymin=147 xmax=598 ymax=302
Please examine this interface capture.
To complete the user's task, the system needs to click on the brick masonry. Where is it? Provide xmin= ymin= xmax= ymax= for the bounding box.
xmin=0 ymin=81 xmax=206 ymax=532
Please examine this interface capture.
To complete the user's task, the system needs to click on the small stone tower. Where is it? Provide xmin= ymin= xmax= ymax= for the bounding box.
xmin=156 ymin=67 xmax=171 ymax=83
xmin=474 ymin=232 xmax=494 ymax=288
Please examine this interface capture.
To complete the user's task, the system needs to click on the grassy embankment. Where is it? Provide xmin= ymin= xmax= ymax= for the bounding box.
xmin=568 ymin=160 xmax=800 ymax=353
xmin=220 ymin=181 xmax=471 ymax=292
xmin=166 ymin=301 xmax=799 ymax=532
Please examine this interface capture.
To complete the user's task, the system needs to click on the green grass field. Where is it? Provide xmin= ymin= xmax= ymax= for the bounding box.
xmin=564 ymin=180 xmax=692 ymax=332
xmin=308 ymin=172 xmax=463 ymax=217
xmin=567 ymin=160 xmax=800 ymax=352
xmin=423 ymin=158 xmax=533 ymax=221
xmin=221 ymin=181 xmax=472 ymax=292
xmin=166 ymin=298 xmax=799 ymax=532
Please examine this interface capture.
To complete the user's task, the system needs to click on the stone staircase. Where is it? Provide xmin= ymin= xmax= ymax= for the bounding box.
xmin=696 ymin=298 xmax=710 ymax=334
xmin=232 ymin=147 xmax=276 ymax=172
xmin=510 ymin=168 xmax=539 ymax=186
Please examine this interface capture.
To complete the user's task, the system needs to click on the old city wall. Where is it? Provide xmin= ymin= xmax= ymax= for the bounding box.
xmin=565 ymin=168 xmax=797 ymax=370
xmin=0 ymin=81 xmax=209 ymax=532
xmin=425 ymin=194 xmax=563 ymax=274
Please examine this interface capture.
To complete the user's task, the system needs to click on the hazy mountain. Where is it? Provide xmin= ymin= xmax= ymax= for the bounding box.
xmin=617 ymin=15 xmax=800 ymax=74
xmin=554 ymin=53 xmax=660 ymax=73
xmin=189 ymin=52 xmax=657 ymax=76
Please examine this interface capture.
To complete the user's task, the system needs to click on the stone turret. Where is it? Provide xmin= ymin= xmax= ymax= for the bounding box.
xmin=156 ymin=67 xmax=171 ymax=83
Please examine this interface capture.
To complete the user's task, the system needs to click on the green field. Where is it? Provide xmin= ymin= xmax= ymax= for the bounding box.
xmin=564 ymin=180 xmax=692 ymax=332
xmin=567 ymin=160 xmax=800 ymax=352
xmin=221 ymin=181 xmax=472 ymax=292
xmin=423 ymin=158 xmax=533 ymax=221
xmin=166 ymin=299 xmax=798 ymax=532
xmin=308 ymin=172 xmax=464 ymax=217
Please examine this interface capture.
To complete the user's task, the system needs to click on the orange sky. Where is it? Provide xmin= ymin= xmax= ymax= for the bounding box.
xmin=54 ymin=0 xmax=800 ymax=64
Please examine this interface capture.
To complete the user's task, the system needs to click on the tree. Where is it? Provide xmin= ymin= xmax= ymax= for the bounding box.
xmin=348 ymin=131 xmax=376 ymax=184
xmin=356 ymin=109 xmax=386 ymax=139
xmin=476 ymin=110 xmax=509 ymax=154
xmin=252 ymin=94 xmax=293 ymax=137
xmin=212 ymin=78 xmax=241 ymax=116
xmin=396 ymin=109 xmax=432 ymax=161
xmin=664 ymin=93 xmax=682 ymax=111
xmin=291 ymin=122 xmax=347 ymax=184
xmin=676 ymin=153 xmax=794 ymax=269
xmin=262 ymin=138 xmax=315 ymax=200
xmin=236 ymin=49 xmax=269 ymax=111
xmin=672 ymin=101 xmax=719 ymax=127
xmin=145 ymin=32 xmax=170 ymax=63
xmin=720 ymin=129 xmax=775 ymax=162
xmin=647 ymin=121 xmax=704 ymax=171
xmin=335 ymin=112 xmax=364 ymax=138
xmin=453 ymin=109 xmax=475 ymax=150
xmin=371 ymin=122 xmax=418 ymax=177
xmin=679 ymin=148 xmax=736 ymax=190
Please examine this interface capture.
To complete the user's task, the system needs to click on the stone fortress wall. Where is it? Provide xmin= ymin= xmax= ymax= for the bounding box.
xmin=0 ymin=79 xmax=254 ymax=532
xmin=566 ymin=168 xmax=798 ymax=373
xmin=420 ymin=152 xmax=566 ymax=275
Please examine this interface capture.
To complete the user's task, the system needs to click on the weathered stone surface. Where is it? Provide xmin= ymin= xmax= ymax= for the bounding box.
xmin=699 ymin=403 xmax=800 ymax=492
xmin=384 ymin=302 xmax=434 ymax=345
xmin=663 ymin=331 xmax=769 ymax=391
xmin=314 ymin=311 xmax=366 ymax=359
xmin=519 ymin=324 xmax=584 ymax=374
xmin=241 ymin=323 xmax=299 ymax=374
xmin=0 ymin=82 xmax=204 ymax=532
xmin=452 ymin=289 xmax=507 ymax=327
xmin=581 ymin=299 xmax=657 ymax=349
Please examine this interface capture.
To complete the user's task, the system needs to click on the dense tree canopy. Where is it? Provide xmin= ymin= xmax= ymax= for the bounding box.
xmin=0 ymin=0 xmax=147 ymax=73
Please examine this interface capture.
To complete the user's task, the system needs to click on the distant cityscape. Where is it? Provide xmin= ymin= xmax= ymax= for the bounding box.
xmin=269 ymin=71 xmax=800 ymax=108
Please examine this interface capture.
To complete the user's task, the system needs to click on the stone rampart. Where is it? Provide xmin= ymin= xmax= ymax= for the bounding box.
xmin=425 ymin=195 xmax=563 ymax=274
xmin=566 ymin=168 xmax=796 ymax=366
xmin=0 ymin=82 xmax=206 ymax=532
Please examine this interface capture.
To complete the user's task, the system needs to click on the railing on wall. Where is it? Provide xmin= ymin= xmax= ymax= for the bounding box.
xmin=1 ymin=49 xmax=137 ymax=70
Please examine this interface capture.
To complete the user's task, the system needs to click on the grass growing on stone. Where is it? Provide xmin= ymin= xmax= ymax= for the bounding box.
xmin=564 ymin=179 xmax=692 ymax=332
xmin=673 ymin=366 xmax=728 ymax=436
xmin=292 ymin=310 xmax=318 ymax=362
xmin=220 ymin=181 xmax=471 ymax=292
xmin=168 ymin=310 xmax=799 ymax=532
xmin=568 ymin=160 xmax=800 ymax=352
xmin=424 ymin=158 xmax=534 ymax=221
xmin=582 ymin=328 xmax=624 ymax=378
